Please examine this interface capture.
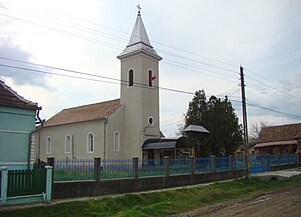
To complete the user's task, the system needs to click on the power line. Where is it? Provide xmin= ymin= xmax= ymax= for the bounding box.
xmin=1 ymin=1 xmax=300 ymax=108
xmin=0 ymin=5 xmax=239 ymax=77
xmin=0 ymin=0 xmax=239 ymax=70
xmin=1 ymin=60 xmax=300 ymax=121
xmin=1 ymin=4 xmax=300 ymax=120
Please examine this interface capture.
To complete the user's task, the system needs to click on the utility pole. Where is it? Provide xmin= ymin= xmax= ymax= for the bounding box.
xmin=240 ymin=66 xmax=250 ymax=179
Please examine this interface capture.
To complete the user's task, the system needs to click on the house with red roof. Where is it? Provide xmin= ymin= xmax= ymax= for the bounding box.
xmin=254 ymin=123 xmax=301 ymax=157
xmin=34 ymin=10 xmax=163 ymax=161
xmin=0 ymin=80 xmax=41 ymax=169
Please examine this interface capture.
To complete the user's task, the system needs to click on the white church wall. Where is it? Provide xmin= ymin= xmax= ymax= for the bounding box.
xmin=35 ymin=120 xmax=105 ymax=161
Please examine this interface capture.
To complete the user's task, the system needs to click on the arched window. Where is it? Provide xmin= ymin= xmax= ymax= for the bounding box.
xmin=65 ymin=134 xmax=71 ymax=153
xmin=114 ymin=131 xmax=120 ymax=151
xmin=148 ymin=69 xmax=155 ymax=87
xmin=87 ymin=132 xmax=94 ymax=153
xmin=46 ymin=136 xmax=52 ymax=154
xmin=128 ymin=69 xmax=134 ymax=87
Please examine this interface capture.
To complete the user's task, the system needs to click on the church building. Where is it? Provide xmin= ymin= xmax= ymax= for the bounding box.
xmin=34 ymin=9 xmax=163 ymax=161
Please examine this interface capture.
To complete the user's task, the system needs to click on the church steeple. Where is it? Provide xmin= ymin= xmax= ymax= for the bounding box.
xmin=117 ymin=7 xmax=162 ymax=159
xmin=117 ymin=8 xmax=162 ymax=60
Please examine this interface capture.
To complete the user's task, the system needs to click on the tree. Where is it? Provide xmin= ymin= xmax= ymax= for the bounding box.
xmin=184 ymin=90 xmax=243 ymax=157
xmin=250 ymin=121 xmax=274 ymax=139
xmin=184 ymin=90 xmax=209 ymax=156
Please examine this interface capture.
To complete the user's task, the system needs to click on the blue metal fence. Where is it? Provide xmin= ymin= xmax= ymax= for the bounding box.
xmin=51 ymin=154 xmax=297 ymax=181
xmin=195 ymin=157 xmax=212 ymax=172
xmin=54 ymin=159 xmax=94 ymax=181
xmin=139 ymin=159 xmax=165 ymax=177
xmin=101 ymin=158 xmax=133 ymax=179
xmin=216 ymin=157 xmax=230 ymax=171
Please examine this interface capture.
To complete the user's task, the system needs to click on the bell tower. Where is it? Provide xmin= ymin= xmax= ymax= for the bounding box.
xmin=117 ymin=8 xmax=162 ymax=158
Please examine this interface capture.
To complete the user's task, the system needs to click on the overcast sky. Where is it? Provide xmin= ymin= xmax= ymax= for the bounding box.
xmin=1 ymin=0 xmax=301 ymax=137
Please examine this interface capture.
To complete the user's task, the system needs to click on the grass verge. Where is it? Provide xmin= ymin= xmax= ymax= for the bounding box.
xmin=1 ymin=175 xmax=301 ymax=217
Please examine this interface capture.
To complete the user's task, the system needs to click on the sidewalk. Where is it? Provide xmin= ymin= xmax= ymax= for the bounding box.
xmin=252 ymin=167 xmax=301 ymax=180
xmin=1 ymin=167 xmax=301 ymax=212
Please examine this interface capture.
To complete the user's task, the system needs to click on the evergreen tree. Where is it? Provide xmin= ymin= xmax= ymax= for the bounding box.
xmin=184 ymin=90 xmax=242 ymax=157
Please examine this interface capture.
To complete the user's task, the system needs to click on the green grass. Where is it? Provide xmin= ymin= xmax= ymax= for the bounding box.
xmin=1 ymin=176 xmax=301 ymax=217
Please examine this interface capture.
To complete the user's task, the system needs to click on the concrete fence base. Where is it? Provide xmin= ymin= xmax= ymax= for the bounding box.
xmin=52 ymin=169 xmax=245 ymax=199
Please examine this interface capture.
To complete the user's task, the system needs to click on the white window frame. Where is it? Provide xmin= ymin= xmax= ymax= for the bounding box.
xmin=114 ymin=131 xmax=120 ymax=152
xmin=46 ymin=136 xmax=52 ymax=155
xmin=65 ymin=134 xmax=72 ymax=154
xmin=87 ymin=132 xmax=94 ymax=153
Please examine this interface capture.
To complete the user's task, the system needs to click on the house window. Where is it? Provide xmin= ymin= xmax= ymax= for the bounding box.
xmin=128 ymin=69 xmax=134 ymax=87
xmin=46 ymin=136 xmax=52 ymax=154
xmin=148 ymin=69 xmax=155 ymax=87
xmin=65 ymin=134 xmax=71 ymax=154
xmin=87 ymin=132 xmax=94 ymax=153
xmin=114 ymin=131 xmax=120 ymax=151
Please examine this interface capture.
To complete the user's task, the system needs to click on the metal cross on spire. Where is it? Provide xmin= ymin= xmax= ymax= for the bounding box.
xmin=137 ymin=4 xmax=142 ymax=15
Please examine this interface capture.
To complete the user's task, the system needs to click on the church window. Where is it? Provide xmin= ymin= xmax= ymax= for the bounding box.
xmin=148 ymin=116 xmax=154 ymax=126
xmin=148 ymin=69 xmax=155 ymax=87
xmin=65 ymin=134 xmax=71 ymax=154
xmin=114 ymin=131 xmax=120 ymax=151
xmin=87 ymin=132 xmax=94 ymax=153
xmin=128 ymin=69 xmax=134 ymax=87
xmin=46 ymin=136 xmax=52 ymax=154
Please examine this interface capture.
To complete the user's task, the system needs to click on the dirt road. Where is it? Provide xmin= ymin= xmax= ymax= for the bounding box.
xmin=172 ymin=184 xmax=301 ymax=217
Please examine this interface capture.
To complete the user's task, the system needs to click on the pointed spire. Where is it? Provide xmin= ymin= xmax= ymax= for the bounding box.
xmin=117 ymin=7 xmax=162 ymax=60
xmin=127 ymin=7 xmax=152 ymax=48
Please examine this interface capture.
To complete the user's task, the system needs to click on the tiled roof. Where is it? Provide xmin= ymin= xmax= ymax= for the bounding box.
xmin=0 ymin=80 xmax=39 ymax=110
xmin=258 ymin=123 xmax=301 ymax=143
xmin=44 ymin=99 xmax=122 ymax=127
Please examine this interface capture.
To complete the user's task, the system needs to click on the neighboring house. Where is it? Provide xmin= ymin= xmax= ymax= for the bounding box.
xmin=254 ymin=123 xmax=301 ymax=155
xmin=35 ymin=10 xmax=162 ymax=162
xmin=0 ymin=80 xmax=41 ymax=169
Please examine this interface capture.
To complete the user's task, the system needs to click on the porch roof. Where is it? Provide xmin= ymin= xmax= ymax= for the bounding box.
xmin=254 ymin=140 xmax=298 ymax=148
xmin=142 ymin=137 xmax=190 ymax=150
xmin=142 ymin=140 xmax=177 ymax=150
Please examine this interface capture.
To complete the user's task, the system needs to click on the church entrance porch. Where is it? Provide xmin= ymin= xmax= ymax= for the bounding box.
xmin=142 ymin=137 xmax=194 ymax=165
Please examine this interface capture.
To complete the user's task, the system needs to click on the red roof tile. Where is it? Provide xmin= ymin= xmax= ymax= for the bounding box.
xmin=44 ymin=99 xmax=121 ymax=127
xmin=258 ymin=123 xmax=301 ymax=143
xmin=0 ymin=80 xmax=39 ymax=110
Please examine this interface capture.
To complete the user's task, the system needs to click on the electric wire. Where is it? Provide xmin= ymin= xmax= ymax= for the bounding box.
xmin=1 ymin=61 xmax=300 ymax=121
xmin=1 ymin=3 xmax=300 ymax=121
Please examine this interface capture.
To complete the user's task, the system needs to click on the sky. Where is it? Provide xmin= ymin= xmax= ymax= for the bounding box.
xmin=0 ymin=0 xmax=301 ymax=137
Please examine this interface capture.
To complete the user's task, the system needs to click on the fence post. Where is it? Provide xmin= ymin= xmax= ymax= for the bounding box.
xmin=45 ymin=166 xmax=52 ymax=202
xmin=164 ymin=156 xmax=170 ymax=177
xmin=211 ymin=155 xmax=216 ymax=173
xmin=132 ymin=157 xmax=139 ymax=179
xmin=94 ymin=157 xmax=101 ymax=181
xmin=0 ymin=166 xmax=8 ymax=205
xmin=190 ymin=156 xmax=195 ymax=175
xmin=229 ymin=155 xmax=234 ymax=172
xmin=47 ymin=157 xmax=55 ymax=183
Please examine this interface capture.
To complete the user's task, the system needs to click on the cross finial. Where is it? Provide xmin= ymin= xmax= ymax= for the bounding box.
xmin=137 ymin=4 xmax=142 ymax=15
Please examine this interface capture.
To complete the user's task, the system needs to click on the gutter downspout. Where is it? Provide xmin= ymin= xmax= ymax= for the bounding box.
xmin=103 ymin=117 xmax=108 ymax=165
xmin=28 ymin=107 xmax=43 ymax=169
